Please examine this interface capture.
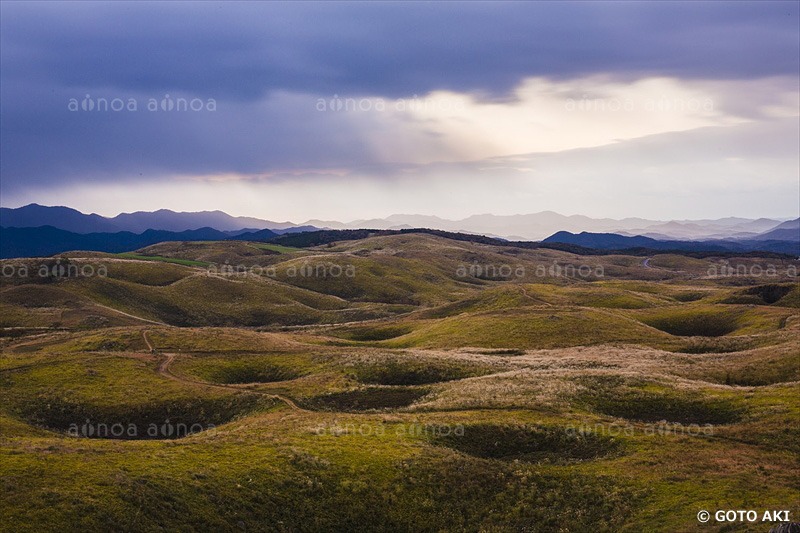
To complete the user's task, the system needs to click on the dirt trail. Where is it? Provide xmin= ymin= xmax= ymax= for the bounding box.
xmin=93 ymin=303 xmax=166 ymax=325
xmin=271 ymin=308 xmax=420 ymax=331
xmin=142 ymin=330 xmax=155 ymax=353
xmin=642 ymin=257 xmax=688 ymax=275
xmin=145 ymin=330 xmax=310 ymax=413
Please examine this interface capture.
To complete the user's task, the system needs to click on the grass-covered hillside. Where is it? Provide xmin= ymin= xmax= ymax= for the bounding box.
xmin=1 ymin=234 xmax=798 ymax=532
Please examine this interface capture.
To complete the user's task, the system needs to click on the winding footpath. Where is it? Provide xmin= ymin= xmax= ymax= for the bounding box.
xmin=94 ymin=303 xmax=167 ymax=326
xmin=144 ymin=330 xmax=310 ymax=413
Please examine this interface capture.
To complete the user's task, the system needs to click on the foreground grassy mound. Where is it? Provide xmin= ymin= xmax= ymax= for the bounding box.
xmin=113 ymin=253 xmax=210 ymax=267
xmin=0 ymin=433 xmax=643 ymax=532
xmin=59 ymin=273 xmax=402 ymax=326
xmin=418 ymin=286 xmax=540 ymax=319
xmin=0 ymin=356 xmax=271 ymax=439
xmin=419 ymin=283 xmax=668 ymax=321
xmin=303 ymin=386 xmax=430 ymax=411
xmin=1 ymin=284 xmax=89 ymax=308
xmin=188 ymin=360 xmax=302 ymax=384
xmin=172 ymin=353 xmax=316 ymax=384
xmin=380 ymin=307 xmax=673 ymax=349
xmin=720 ymin=283 xmax=800 ymax=307
xmin=2 ymin=327 xmax=307 ymax=356
xmin=673 ymin=336 xmax=760 ymax=354
xmin=8 ymin=393 xmax=268 ymax=439
xmin=146 ymin=328 xmax=308 ymax=353
xmin=630 ymin=304 xmax=792 ymax=337
xmin=676 ymin=343 xmax=800 ymax=386
xmin=387 ymin=453 xmax=641 ymax=532
xmin=350 ymin=358 xmax=496 ymax=386
xmin=431 ymin=423 xmax=623 ymax=464
xmin=575 ymin=377 xmax=744 ymax=425
xmin=0 ymin=284 xmax=154 ymax=330
xmin=134 ymin=240 xmax=304 ymax=265
xmin=333 ymin=323 xmax=416 ymax=341
xmin=269 ymin=254 xmax=472 ymax=305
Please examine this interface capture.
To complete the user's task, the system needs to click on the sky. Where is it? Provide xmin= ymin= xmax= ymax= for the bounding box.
xmin=1 ymin=1 xmax=798 ymax=222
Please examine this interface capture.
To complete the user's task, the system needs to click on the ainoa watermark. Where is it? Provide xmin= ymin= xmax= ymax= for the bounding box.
xmin=317 ymin=94 xmax=465 ymax=113
xmin=68 ymin=418 xmax=217 ymax=439
xmin=208 ymin=261 xmax=356 ymax=279
xmin=456 ymin=261 xmax=604 ymax=279
xmin=1 ymin=259 xmax=107 ymax=279
xmin=69 ymin=94 xmax=216 ymax=112
xmin=565 ymin=95 xmax=715 ymax=113
xmin=566 ymin=420 xmax=715 ymax=437
xmin=312 ymin=421 xmax=465 ymax=437
xmin=707 ymin=262 xmax=798 ymax=278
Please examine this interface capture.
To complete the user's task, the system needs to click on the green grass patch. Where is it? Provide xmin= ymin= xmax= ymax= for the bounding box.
xmin=385 ymin=307 xmax=672 ymax=350
xmin=7 ymin=393 xmax=270 ymax=439
xmin=179 ymin=355 xmax=305 ymax=384
xmin=575 ymin=377 xmax=744 ymax=425
xmin=674 ymin=336 xmax=758 ymax=354
xmin=671 ymin=290 xmax=709 ymax=302
xmin=102 ymin=261 xmax=191 ymax=286
xmin=114 ymin=253 xmax=210 ymax=267
xmin=249 ymin=242 xmax=305 ymax=254
xmin=694 ymin=352 xmax=800 ymax=386
xmin=303 ymin=386 xmax=430 ymax=411
xmin=392 ymin=453 xmax=642 ymax=532
xmin=632 ymin=305 xmax=792 ymax=337
xmin=639 ymin=309 xmax=738 ymax=337
xmin=350 ymin=358 xmax=494 ymax=386
xmin=335 ymin=324 xmax=415 ymax=341
xmin=430 ymin=423 xmax=623 ymax=464
xmin=564 ymin=287 xmax=658 ymax=309
xmin=721 ymin=284 xmax=797 ymax=306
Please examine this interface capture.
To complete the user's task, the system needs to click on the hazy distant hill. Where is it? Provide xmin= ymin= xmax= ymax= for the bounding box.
xmin=0 ymin=204 xmax=122 ymax=233
xmin=0 ymin=226 xmax=240 ymax=258
xmin=302 ymin=212 xmax=661 ymax=239
xmin=543 ymin=232 xmax=669 ymax=249
xmin=0 ymin=204 xmax=299 ymax=234
xmin=300 ymin=212 xmax=789 ymax=240
xmin=543 ymin=230 xmax=799 ymax=255
xmin=752 ymin=218 xmax=800 ymax=241
xmin=2 ymin=204 xmax=792 ymax=241
xmin=110 ymin=209 xmax=286 ymax=233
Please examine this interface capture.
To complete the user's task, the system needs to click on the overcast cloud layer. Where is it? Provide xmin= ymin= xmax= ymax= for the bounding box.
xmin=1 ymin=1 xmax=798 ymax=220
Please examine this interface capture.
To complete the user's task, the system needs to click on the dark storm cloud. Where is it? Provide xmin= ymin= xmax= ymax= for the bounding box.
xmin=3 ymin=1 xmax=798 ymax=100
xmin=1 ymin=1 xmax=798 ymax=195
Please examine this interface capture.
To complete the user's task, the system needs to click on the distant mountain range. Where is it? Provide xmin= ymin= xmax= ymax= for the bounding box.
xmin=1 ymin=204 xmax=797 ymax=258
xmin=751 ymin=218 xmax=800 ymax=241
xmin=3 ymin=224 xmax=797 ymax=260
xmin=0 ymin=204 xmax=303 ymax=235
xmin=304 ymin=213 xmax=791 ymax=241
xmin=0 ymin=226 xmax=282 ymax=259
xmin=543 ymin=225 xmax=799 ymax=255
xmin=1 ymin=204 xmax=795 ymax=241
